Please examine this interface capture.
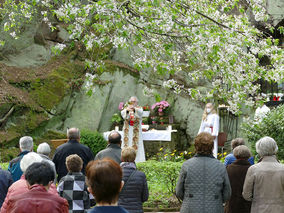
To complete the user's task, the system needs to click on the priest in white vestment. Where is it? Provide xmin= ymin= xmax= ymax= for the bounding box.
xmin=198 ymin=103 xmax=220 ymax=158
xmin=121 ymin=96 xmax=146 ymax=162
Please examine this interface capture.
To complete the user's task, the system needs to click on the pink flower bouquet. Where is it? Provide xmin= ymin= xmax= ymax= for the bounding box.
xmin=151 ymin=101 xmax=170 ymax=114
xmin=118 ymin=102 xmax=124 ymax=111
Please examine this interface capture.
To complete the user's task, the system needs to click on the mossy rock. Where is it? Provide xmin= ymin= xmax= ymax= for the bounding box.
xmin=0 ymin=147 xmax=19 ymax=162
xmin=30 ymin=74 xmax=69 ymax=111
xmin=37 ymin=130 xmax=66 ymax=142
xmin=0 ymin=103 xmax=14 ymax=118
xmin=11 ymin=109 xmax=48 ymax=132
xmin=29 ymin=61 xmax=85 ymax=111
xmin=34 ymin=130 xmax=67 ymax=156
xmin=0 ymin=130 xmax=21 ymax=145
xmin=0 ymin=106 xmax=49 ymax=146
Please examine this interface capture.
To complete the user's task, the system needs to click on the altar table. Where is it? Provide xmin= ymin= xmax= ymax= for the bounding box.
xmin=103 ymin=129 xmax=177 ymax=142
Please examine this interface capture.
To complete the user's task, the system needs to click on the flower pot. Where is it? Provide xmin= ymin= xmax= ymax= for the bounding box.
xmin=158 ymin=111 xmax=164 ymax=116
xmin=142 ymin=111 xmax=150 ymax=117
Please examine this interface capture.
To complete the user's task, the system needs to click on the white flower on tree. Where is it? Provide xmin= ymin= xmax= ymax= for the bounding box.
xmin=0 ymin=0 xmax=283 ymax=113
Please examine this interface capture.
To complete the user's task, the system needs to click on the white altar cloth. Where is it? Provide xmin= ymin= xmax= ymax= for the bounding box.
xmin=103 ymin=130 xmax=176 ymax=142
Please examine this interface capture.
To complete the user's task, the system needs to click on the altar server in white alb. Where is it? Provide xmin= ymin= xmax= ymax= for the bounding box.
xmin=121 ymin=96 xmax=146 ymax=162
xmin=198 ymin=103 xmax=219 ymax=158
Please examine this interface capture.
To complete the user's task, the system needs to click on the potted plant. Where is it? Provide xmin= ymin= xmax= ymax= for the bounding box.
xmin=142 ymin=105 xmax=150 ymax=117
xmin=111 ymin=113 xmax=123 ymax=130
xmin=151 ymin=101 xmax=170 ymax=116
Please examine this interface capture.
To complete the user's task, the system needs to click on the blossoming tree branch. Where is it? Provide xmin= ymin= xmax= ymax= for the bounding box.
xmin=0 ymin=0 xmax=283 ymax=113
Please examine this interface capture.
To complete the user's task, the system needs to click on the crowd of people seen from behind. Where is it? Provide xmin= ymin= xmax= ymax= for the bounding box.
xmin=0 ymin=127 xmax=284 ymax=213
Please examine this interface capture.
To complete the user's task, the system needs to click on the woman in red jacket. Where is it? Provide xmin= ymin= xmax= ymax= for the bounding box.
xmin=5 ymin=162 xmax=69 ymax=213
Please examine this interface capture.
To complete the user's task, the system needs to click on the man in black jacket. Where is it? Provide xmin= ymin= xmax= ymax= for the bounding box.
xmin=52 ymin=127 xmax=94 ymax=182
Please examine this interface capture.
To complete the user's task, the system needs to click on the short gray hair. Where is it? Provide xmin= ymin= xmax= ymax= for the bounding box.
xmin=129 ymin=96 xmax=139 ymax=103
xmin=37 ymin=142 xmax=51 ymax=156
xmin=256 ymin=136 xmax=278 ymax=157
xmin=233 ymin=145 xmax=251 ymax=159
xmin=19 ymin=136 xmax=33 ymax=151
xmin=67 ymin=128 xmax=80 ymax=140
xmin=20 ymin=152 xmax=42 ymax=173
xmin=231 ymin=138 xmax=245 ymax=150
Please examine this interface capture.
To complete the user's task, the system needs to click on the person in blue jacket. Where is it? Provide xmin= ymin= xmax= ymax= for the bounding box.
xmin=224 ymin=138 xmax=254 ymax=166
xmin=8 ymin=136 xmax=33 ymax=182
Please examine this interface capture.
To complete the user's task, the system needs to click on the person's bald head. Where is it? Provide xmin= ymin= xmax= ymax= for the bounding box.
xmin=67 ymin=128 xmax=80 ymax=140
xmin=108 ymin=131 xmax=121 ymax=144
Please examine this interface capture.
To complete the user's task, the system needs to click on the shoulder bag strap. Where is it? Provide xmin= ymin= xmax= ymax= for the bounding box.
xmin=121 ymin=170 xmax=137 ymax=193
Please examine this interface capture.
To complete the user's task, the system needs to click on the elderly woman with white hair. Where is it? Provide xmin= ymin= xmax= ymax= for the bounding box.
xmin=0 ymin=152 xmax=58 ymax=213
xmin=37 ymin=142 xmax=57 ymax=183
xmin=37 ymin=142 xmax=51 ymax=157
xmin=242 ymin=136 xmax=284 ymax=213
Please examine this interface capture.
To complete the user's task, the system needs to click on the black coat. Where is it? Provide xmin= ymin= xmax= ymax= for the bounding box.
xmin=52 ymin=140 xmax=94 ymax=181
xmin=118 ymin=164 xmax=149 ymax=213
xmin=224 ymin=159 xmax=252 ymax=213
xmin=0 ymin=168 xmax=13 ymax=208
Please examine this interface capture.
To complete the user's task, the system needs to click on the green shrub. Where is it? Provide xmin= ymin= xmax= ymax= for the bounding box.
xmin=80 ymin=129 xmax=107 ymax=156
xmin=242 ymin=104 xmax=284 ymax=160
xmin=137 ymin=160 xmax=182 ymax=209
xmin=137 ymin=160 xmax=182 ymax=195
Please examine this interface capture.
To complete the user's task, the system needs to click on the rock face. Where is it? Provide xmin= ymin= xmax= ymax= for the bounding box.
xmin=0 ymin=46 xmax=203 ymax=152
xmin=267 ymin=0 xmax=284 ymax=26
xmin=0 ymin=57 xmax=86 ymax=145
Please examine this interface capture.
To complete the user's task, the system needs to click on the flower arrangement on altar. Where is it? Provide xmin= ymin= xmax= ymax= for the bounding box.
xmin=151 ymin=101 xmax=170 ymax=115
xmin=143 ymin=105 xmax=150 ymax=111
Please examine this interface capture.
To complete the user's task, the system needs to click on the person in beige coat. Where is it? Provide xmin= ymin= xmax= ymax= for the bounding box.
xmin=242 ymin=136 xmax=284 ymax=213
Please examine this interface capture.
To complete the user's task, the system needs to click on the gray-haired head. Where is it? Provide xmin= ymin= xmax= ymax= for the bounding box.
xmin=233 ymin=145 xmax=251 ymax=160
xmin=129 ymin=96 xmax=139 ymax=103
xmin=19 ymin=136 xmax=33 ymax=152
xmin=231 ymin=138 xmax=245 ymax=150
xmin=67 ymin=128 xmax=80 ymax=140
xmin=20 ymin=152 xmax=43 ymax=173
xmin=37 ymin=142 xmax=51 ymax=156
xmin=256 ymin=136 xmax=278 ymax=157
